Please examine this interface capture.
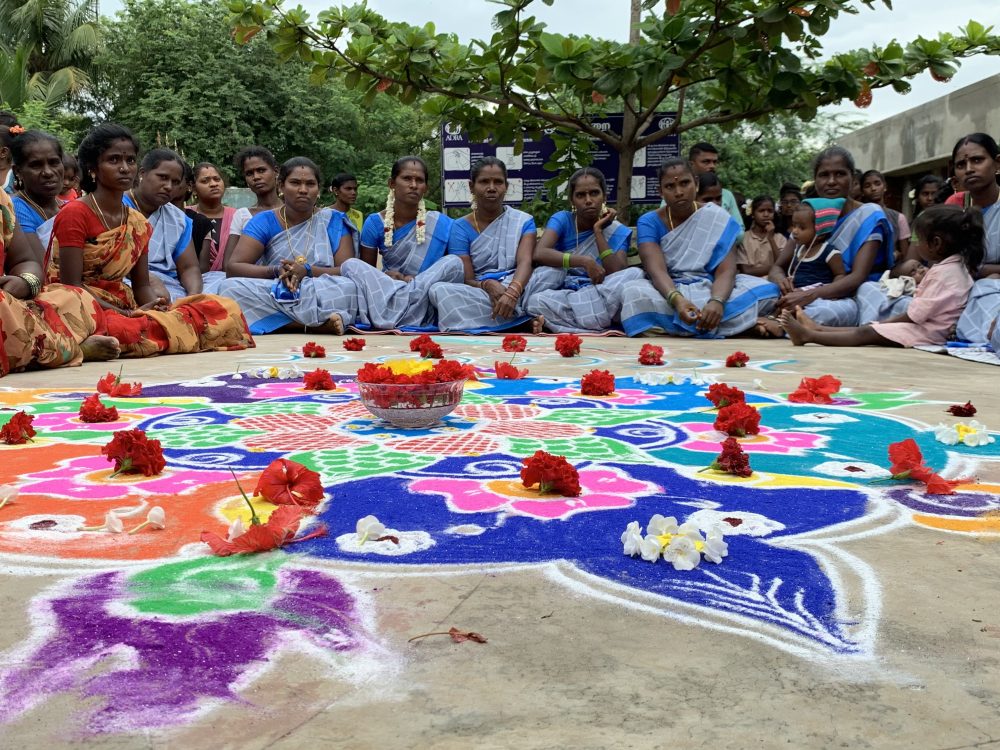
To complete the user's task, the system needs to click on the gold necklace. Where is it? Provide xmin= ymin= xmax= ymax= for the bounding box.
xmin=89 ymin=194 xmax=125 ymax=231
xmin=279 ymin=206 xmax=317 ymax=261
xmin=16 ymin=191 xmax=58 ymax=220
xmin=472 ymin=205 xmax=502 ymax=234
xmin=666 ymin=201 xmax=699 ymax=230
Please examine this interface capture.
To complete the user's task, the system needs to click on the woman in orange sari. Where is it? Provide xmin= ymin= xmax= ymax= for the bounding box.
xmin=47 ymin=123 xmax=254 ymax=358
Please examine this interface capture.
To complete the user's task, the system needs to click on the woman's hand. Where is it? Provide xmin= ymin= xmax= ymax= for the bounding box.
xmin=279 ymin=258 xmax=309 ymax=293
xmin=778 ymin=277 xmax=796 ymax=295
xmin=697 ymin=299 xmax=724 ymax=331
xmin=584 ymin=258 xmax=606 ymax=285
xmin=0 ymin=275 xmax=31 ymax=300
xmin=492 ymin=287 xmax=519 ymax=320
xmin=594 ymin=207 xmax=616 ymax=231
xmin=673 ymin=296 xmax=699 ymax=324
xmin=135 ymin=297 xmax=170 ymax=314
xmin=482 ymin=279 xmax=506 ymax=307
xmin=778 ymin=288 xmax=817 ymax=310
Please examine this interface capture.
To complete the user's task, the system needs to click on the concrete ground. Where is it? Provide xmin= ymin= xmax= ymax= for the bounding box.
xmin=1 ymin=334 xmax=998 ymax=750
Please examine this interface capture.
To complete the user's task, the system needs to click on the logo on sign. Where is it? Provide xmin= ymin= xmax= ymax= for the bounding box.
xmin=444 ymin=123 xmax=463 ymax=136
xmin=658 ymin=117 xmax=676 ymax=130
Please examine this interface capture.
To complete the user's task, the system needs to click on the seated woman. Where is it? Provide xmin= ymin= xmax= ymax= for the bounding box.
xmin=522 ymin=167 xmax=643 ymax=333
xmin=218 ymin=157 xmax=358 ymax=335
xmin=123 ymin=148 xmax=203 ymax=302
xmin=430 ymin=157 xmax=561 ymax=332
xmin=620 ymin=158 xmax=777 ymax=337
xmin=188 ymin=162 xmax=236 ymax=271
xmin=48 ymin=123 xmax=254 ymax=358
xmin=769 ymin=146 xmax=895 ymax=327
xmin=10 ymin=129 xmax=66 ymax=264
xmin=339 ymin=156 xmax=461 ymax=330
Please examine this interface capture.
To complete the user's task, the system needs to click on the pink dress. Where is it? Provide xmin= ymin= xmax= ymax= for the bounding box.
xmin=871 ymin=255 xmax=973 ymax=347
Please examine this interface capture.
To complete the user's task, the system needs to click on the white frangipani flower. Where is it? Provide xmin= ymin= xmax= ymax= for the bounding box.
xmin=356 ymin=515 xmax=385 ymax=543
xmin=128 ymin=506 xmax=167 ymax=534
xmin=647 ymin=514 xmax=679 ymax=537
xmin=621 ymin=521 xmax=643 ymax=556
xmin=639 ymin=535 xmax=663 ymax=563
xmin=675 ymin=521 xmax=705 ymax=542
xmin=935 ymin=420 xmax=995 ymax=447
xmin=104 ymin=512 xmax=124 ymax=534
xmin=701 ymin=528 xmax=729 ymax=564
xmin=663 ymin=535 xmax=701 ymax=571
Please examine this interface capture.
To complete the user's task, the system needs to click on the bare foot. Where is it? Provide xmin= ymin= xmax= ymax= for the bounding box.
xmin=754 ymin=316 xmax=783 ymax=338
xmin=81 ymin=335 xmax=121 ymax=361
xmin=531 ymin=315 xmax=545 ymax=334
xmin=310 ymin=314 xmax=345 ymax=336
xmin=779 ymin=311 xmax=809 ymax=346
xmin=792 ymin=306 xmax=820 ymax=331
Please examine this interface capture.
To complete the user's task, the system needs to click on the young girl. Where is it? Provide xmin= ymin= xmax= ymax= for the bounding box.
xmin=781 ymin=205 xmax=982 ymax=347
xmin=60 ymin=154 xmax=80 ymax=201
xmin=911 ymin=174 xmax=944 ymax=222
xmin=188 ymin=162 xmax=236 ymax=272
xmin=736 ymin=195 xmax=779 ymax=277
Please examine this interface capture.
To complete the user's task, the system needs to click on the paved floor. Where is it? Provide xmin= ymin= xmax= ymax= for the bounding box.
xmin=1 ymin=334 xmax=998 ymax=750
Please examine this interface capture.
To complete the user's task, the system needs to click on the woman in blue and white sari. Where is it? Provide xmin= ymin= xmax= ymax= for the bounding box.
xmin=620 ymin=158 xmax=778 ymax=337
xmin=340 ymin=156 xmax=462 ymax=331
xmin=10 ymin=130 xmax=66 ymax=266
xmin=772 ymin=146 xmax=894 ymax=328
xmin=430 ymin=157 xmax=562 ymax=332
xmin=522 ymin=167 xmax=644 ymax=333
xmin=218 ymin=157 xmax=359 ymax=335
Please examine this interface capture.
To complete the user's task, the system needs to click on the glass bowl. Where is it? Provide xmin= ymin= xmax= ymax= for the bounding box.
xmin=357 ymin=379 xmax=466 ymax=429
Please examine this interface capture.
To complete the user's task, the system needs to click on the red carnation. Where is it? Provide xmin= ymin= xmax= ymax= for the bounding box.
xmin=520 ymin=450 xmax=581 ymax=497
xmin=0 ymin=411 xmax=35 ymax=445
xmin=97 ymin=371 xmax=142 ymax=397
xmin=254 ymin=458 xmax=324 ymax=508
xmin=788 ymin=375 xmax=841 ymax=404
xmin=580 ymin=369 xmax=615 ymax=396
xmin=725 ymin=351 xmax=749 ymax=368
xmin=302 ymin=341 xmax=326 ymax=358
xmin=303 ymin=369 xmax=335 ymax=390
xmin=502 ymin=335 xmax=527 ymax=352
xmin=495 ymin=361 xmax=528 ymax=380
xmin=343 ymin=337 xmax=367 ymax=351
xmin=714 ymin=402 xmax=761 ymax=437
xmin=946 ymin=401 xmax=976 ymax=417
xmin=638 ymin=343 xmax=664 ymax=366
xmin=101 ymin=428 xmax=165 ymax=476
xmin=409 ymin=334 xmax=436 ymax=352
xmin=554 ymin=333 xmax=582 ymax=357
xmin=705 ymin=383 xmax=746 ymax=409
xmin=706 ymin=437 xmax=753 ymax=477
xmin=79 ymin=394 xmax=119 ymax=423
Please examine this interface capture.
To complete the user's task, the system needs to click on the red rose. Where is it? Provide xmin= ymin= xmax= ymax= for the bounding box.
xmin=707 ymin=437 xmax=753 ymax=477
xmin=714 ymin=402 xmax=761 ymax=437
xmin=0 ymin=411 xmax=35 ymax=445
xmin=303 ymin=369 xmax=335 ymax=390
xmin=725 ymin=351 xmax=749 ymax=368
xmin=788 ymin=375 xmax=841 ymax=404
xmin=495 ymin=361 xmax=528 ymax=380
xmin=554 ymin=333 xmax=582 ymax=357
xmin=705 ymin=383 xmax=746 ymax=409
xmin=502 ymin=335 xmax=527 ymax=353
xmin=638 ymin=344 xmax=664 ymax=366
xmin=302 ymin=341 xmax=326 ymax=358
xmin=520 ymin=450 xmax=581 ymax=496
xmin=254 ymin=458 xmax=324 ymax=508
xmin=343 ymin=337 xmax=367 ymax=351
xmin=96 ymin=371 xmax=142 ymax=397
xmin=100 ymin=428 xmax=165 ymax=476
xmin=946 ymin=401 xmax=976 ymax=417
xmin=79 ymin=394 xmax=119 ymax=423
xmin=580 ymin=369 xmax=615 ymax=396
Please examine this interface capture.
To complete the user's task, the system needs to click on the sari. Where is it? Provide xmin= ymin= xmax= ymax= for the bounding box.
xmin=216 ymin=207 xmax=359 ymax=335
xmin=12 ymin=195 xmax=60 ymax=257
xmin=956 ymin=202 xmax=1000 ymax=345
xmin=620 ymin=203 xmax=778 ymax=337
xmin=521 ymin=211 xmax=644 ymax=333
xmin=430 ymin=208 xmax=562 ymax=332
xmin=123 ymin=195 xmax=193 ymax=301
xmin=341 ymin=210 xmax=463 ymax=330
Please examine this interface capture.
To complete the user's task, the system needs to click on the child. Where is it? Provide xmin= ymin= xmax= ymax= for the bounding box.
xmin=696 ymin=172 xmax=723 ymax=207
xmin=861 ymin=169 xmax=910 ymax=262
xmin=59 ymin=154 xmax=80 ymax=200
xmin=736 ymin=195 xmax=779 ymax=277
xmin=781 ymin=205 xmax=982 ymax=347
xmin=330 ymin=172 xmax=363 ymax=231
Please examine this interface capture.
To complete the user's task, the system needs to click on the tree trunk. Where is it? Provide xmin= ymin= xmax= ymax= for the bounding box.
xmin=617 ymin=0 xmax=643 ymax=222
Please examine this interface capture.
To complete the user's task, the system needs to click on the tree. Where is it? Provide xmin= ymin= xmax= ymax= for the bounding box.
xmin=228 ymin=0 xmax=1000 ymax=218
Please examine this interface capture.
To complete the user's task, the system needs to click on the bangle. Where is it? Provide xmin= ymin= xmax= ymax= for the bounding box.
xmin=709 ymin=296 xmax=726 ymax=307
xmin=18 ymin=272 xmax=42 ymax=299
xmin=271 ymin=265 xmax=282 ymax=278
xmin=507 ymin=280 xmax=524 ymax=294
xmin=562 ymin=252 xmax=571 ymax=270
xmin=303 ymin=263 xmax=312 ymax=278
xmin=666 ymin=290 xmax=682 ymax=308
xmin=599 ymin=248 xmax=614 ymax=260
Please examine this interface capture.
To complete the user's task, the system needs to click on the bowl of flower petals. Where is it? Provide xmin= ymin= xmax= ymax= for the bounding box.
xmin=356 ymin=359 xmax=476 ymax=429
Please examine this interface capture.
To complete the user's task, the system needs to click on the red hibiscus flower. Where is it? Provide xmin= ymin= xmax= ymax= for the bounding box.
xmin=580 ymin=369 xmax=615 ymax=396
xmin=788 ymin=375 xmax=841 ymax=404
xmin=714 ymin=402 xmax=761 ymax=437
xmin=554 ymin=333 xmax=582 ymax=357
xmin=201 ymin=505 xmax=326 ymax=556
xmin=101 ymin=428 xmax=165 ymax=476
xmin=97 ymin=371 xmax=142 ymax=397
xmin=638 ymin=344 xmax=664 ymax=366
xmin=0 ymin=411 xmax=35 ymax=445
xmin=946 ymin=401 xmax=976 ymax=417
xmin=520 ymin=450 xmax=581 ymax=496
xmin=494 ymin=361 xmax=528 ymax=380
xmin=303 ymin=368 xmax=335 ymax=390
xmin=79 ymin=394 xmax=119 ymax=423
xmin=725 ymin=351 xmax=749 ymax=368
xmin=502 ymin=335 xmax=527 ymax=352
xmin=885 ymin=438 xmax=968 ymax=496
xmin=705 ymin=383 xmax=746 ymax=409
xmin=343 ymin=337 xmax=367 ymax=351
xmin=302 ymin=341 xmax=326 ymax=358
xmin=254 ymin=458 xmax=324 ymax=508
xmin=706 ymin=437 xmax=753 ymax=477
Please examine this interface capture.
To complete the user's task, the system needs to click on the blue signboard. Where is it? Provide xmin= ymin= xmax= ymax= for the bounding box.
xmin=440 ymin=113 xmax=680 ymax=207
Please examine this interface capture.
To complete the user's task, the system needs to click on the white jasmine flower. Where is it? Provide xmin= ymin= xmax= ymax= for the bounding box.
xmin=128 ymin=506 xmax=166 ymax=534
xmin=0 ymin=484 xmax=18 ymax=510
xmin=104 ymin=512 xmax=124 ymax=534
xmin=621 ymin=521 xmax=643 ymax=556
xmin=227 ymin=517 xmax=245 ymax=542
xmin=356 ymin=514 xmax=385 ymax=543
xmin=231 ymin=373 xmax=244 ymax=381
xmin=663 ymin=535 xmax=701 ymax=571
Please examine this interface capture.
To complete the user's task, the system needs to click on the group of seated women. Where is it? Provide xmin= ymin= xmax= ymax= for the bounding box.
xmin=1 ymin=119 xmax=998 ymax=377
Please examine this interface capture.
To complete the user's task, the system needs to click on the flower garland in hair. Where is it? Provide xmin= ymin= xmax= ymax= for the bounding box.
xmin=383 ymin=189 xmax=396 ymax=247
xmin=415 ymin=198 xmax=427 ymax=244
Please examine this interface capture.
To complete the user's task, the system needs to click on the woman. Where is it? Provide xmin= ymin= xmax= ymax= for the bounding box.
xmin=124 ymin=148 xmax=203 ymax=301
xmin=861 ymin=169 xmax=910 ymax=262
xmin=10 ymin=129 xmax=66 ymax=264
xmin=48 ymin=123 xmax=254 ymax=358
xmin=770 ymin=146 xmax=894 ymax=327
xmin=620 ymin=158 xmax=777 ymax=337
xmin=950 ymin=133 xmax=1000 ymax=344
xmin=218 ymin=157 xmax=358 ymax=335
xmin=188 ymin=162 xmax=236 ymax=274
xmin=911 ymin=174 xmax=945 ymax=222
xmin=0 ymin=114 xmax=19 ymax=195
xmin=429 ymin=157 xmax=560 ymax=332
xmin=330 ymin=172 xmax=363 ymax=231
xmin=522 ymin=167 xmax=643 ymax=333
xmin=339 ymin=156 xmax=461 ymax=330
